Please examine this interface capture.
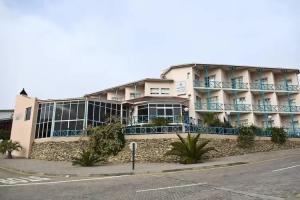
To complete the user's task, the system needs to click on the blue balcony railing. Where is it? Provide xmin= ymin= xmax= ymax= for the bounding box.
xmin=252 ymin=104 xmax=277 ymax=112
xmin=123 ymin=125 xmax=183 ymax=135
xmin=275 ymin=84 xmax=299 ymax=91
xmin=52 ymin=130 xmax=83 ymax=137
xmin=129 ymin=115 xmax=182 ymax=124
xmin=249 ymin=83 xmax=274 ymax=90
xmin=195 ymin=102 xmax=223 ymax=111
xmin=224 ymin=104 xmax=252 ymax=111
xmin=222 ymin=82 xmax=248 ymax=90
xmin=194 ymin=80 xmax=222 ymax=89
xmin=277 ymin=105 xmax=300 ymax=113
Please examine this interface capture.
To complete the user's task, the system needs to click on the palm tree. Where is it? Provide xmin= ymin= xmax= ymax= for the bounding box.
xmin=0 ymin=140 xmax=22 ymax=159
xmin=166 ymin=133 xmax=215 ymax=164
xmin=202 ymin=113 xmax=217 ymax=127
xmin=72 ymin=149 xmax=105 ymax=167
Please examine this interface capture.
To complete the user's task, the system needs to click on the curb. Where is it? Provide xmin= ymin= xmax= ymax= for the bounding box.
xmin=0 ymin=161 xmax=248 ymax=178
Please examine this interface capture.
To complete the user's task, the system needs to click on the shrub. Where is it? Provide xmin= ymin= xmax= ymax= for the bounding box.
xmin=150 ymin=117 xmax=170 ymax=126
xmin=166 ymin=133 xmax=215 ymax=164
xmin=237 ymin=127 xmax=255 ymax=148
xmin=0 ymin=140 xmax=22 ymax=159
xmin=88 ymin=122 xmax=125 ymax=157
xmin=72 ymin=149 xmax=105 ymax=167
xmin=270 ymin=127 xmax=287 ymax=144
xmin=0 ymin=129 xmax=10 ymax=140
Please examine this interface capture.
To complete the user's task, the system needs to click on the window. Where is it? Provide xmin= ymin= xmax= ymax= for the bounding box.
xmin=187 ymin=72 xmax=190 ymax=79
xmin=234 ymin=97 xmax=245 ymax=104
xmin=161 ymin=88 xmax=170 ymax=95
xmin=150 ymin=88 xmax=159 ymax=95
xmin=25 ymin=107 xmax=31 ymax=121
xmin=130 ymin=92 xmax=141 ymax=99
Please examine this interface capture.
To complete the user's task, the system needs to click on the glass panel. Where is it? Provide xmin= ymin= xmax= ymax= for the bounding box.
xmin=54 ymin=122 xmax=61 ymax=131
xmin=55 ymin=104 xmax=63 ymax=120
xmin=94 ymin=105 xmax=100 ymax=121
xmin=100 ymin=106 xmax=105 ymax=122
xmin=88 ymin=102 xmax=94 ymax=121
xmin=157 ymin=109 xmax=164 ymax=116
xmin=174 ymin=108 xmax=181 ymax=115
xmin=47 ymin=123 xmax=51 ymax=137
xmin=49 ymin=105 xmax=53 ymax=121
xmin=42 ymin=123 xmax=47 ymax=138
xmin=166 ymin=109 xmax=173 ymax=115
xmin=70 ymin=103 xmax=78 ymax=120
xmin=69 ymin=121 xmax=76 ymax=130
xmin=61 ymin=121 xmax=68 ymax=130
xmin=77 ymin=102 xmax=85 ymax=119
xmin=75 ymin=121 xmax=83 ymax=130
xmin=62 ymin=103 xmax=70 ymax=120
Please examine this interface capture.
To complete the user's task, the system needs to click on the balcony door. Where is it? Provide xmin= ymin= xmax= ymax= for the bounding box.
xmin=205 ymin=75 xmax=215 ymax=87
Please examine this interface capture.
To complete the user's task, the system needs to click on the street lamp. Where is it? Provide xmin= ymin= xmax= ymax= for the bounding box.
xmin=184 ymin=107 xmax=190 ymax=134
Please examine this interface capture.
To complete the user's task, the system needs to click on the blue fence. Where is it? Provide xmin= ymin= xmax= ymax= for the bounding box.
xmin=50 ymin=126 xmax=300 ymax=138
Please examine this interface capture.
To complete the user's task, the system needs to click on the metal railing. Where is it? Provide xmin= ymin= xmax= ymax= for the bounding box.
xmin=252 ymin=104 xmax=277 ymax=112
xmin=249 ymin=83 xmax=274 ymax=90
xmin=129 ymin=115 xmax=182 ymax=124
xmin=193 ymin=80 xmax=222 ymax=88
xmin=222 ymin=82 xmax=248 ymax=89
xmin=50 ymin=126 xmax=300 ymax=138
xmin=195 ymin=102 xmax=223 ymax=111
xmin=277 ymin=105 xmax=300 ymax=112
xmin=52 ymin=130 xmax=83 ymax=137
xmin=224 ymin=104 xmax=252 ymax=111
xmin=275 ymin=84 xmax=299 ymax=91
xmin=123 ymin=125 xmax=183 ymax=135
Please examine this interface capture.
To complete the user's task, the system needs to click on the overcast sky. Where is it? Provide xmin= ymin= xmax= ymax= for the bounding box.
xmin=0 ymin=0 xmax=299 ymax=109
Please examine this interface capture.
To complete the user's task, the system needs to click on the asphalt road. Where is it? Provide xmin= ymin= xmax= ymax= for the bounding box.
xmin=0 ymin=152 xmax=299 ymax=200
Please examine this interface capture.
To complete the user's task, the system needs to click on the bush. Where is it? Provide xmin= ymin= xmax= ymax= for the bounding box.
xmin=88 ymin=122 xmax=125 ymax=157
xmin=270 ymin=127 xmax=287 ymax=144
xmin=166 ymin=133 xmax=215 ymax=164
xmin=72 ymin=149 xmax=104 ymax=167
xmin=237 ymin=127 xmax=255 ymax=148
xmin=0 ymin=129 xmax=10 ymax=140
xmin=0 ymin=140 xmax=22 ymax=159
xmin=150 ymin=117 xmax=170 ymax=126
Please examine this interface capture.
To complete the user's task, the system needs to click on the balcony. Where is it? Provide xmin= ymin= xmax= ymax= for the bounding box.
xmin=277 ymin=105 xmax=300 ymax=113
xmin=129 ymin=115 xmax=182 ymax=124
xmin=275 ymin=84 xmax=299 ymax=92
xmin=195 ymin=102 xmax=223 ymax=111
xmin=224 ymin=104 xmax=252 ymax=112
xmin=193 ymin=80 xmax=222 ymax=89
xmin=252 ymin=104 xmax=277 ymax=112
xmin=249 ymin=83 xmax=274 ymax=90
xmin=222 ymin=82 xmax=248 ymax=90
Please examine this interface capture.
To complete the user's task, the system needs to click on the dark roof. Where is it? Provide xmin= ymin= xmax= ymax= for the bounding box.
xmin=161 ymin=63 xmax=300 ymax=77
xmin=20 ymin=88 xmax=28 ymax=96
xmin=85 ymin=78 xmax=174 ymax=96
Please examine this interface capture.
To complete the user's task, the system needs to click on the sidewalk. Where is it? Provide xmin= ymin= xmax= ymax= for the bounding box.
xmin=0 ymin=149 xmax=299 ymax=177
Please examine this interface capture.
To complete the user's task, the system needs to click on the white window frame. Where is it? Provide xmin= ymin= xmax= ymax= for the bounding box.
xmin=160 ymin=88 xmax=170 ymax=95
xmin=150 ymin=88 xmax=160 ymax=95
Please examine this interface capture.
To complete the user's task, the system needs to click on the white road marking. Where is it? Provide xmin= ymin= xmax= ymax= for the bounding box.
xmin=272 ymin=165 xmax=300 ymax=172
xmin=136 ymin=182 xmax=207 ymax=193
xmin=0 ymin=176 xmax=50 ymax=185
xmin=0 ymin=175 xmax=130 ymax=187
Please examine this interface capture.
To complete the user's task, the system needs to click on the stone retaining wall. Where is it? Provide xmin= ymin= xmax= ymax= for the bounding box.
xmin=30 ymin=137 xmax=300 ymax=163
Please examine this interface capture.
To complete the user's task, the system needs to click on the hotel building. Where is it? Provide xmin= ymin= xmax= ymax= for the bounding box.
xmin=10 ymin=63 xmax=300 ymax=157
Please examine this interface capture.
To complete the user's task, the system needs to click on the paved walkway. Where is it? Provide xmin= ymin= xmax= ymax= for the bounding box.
xmin=0 ymin=149 xmax=299 ymax=177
